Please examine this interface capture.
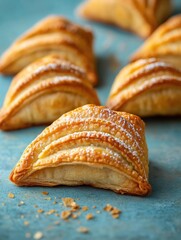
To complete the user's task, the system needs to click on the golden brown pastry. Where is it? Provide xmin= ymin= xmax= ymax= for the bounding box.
xmin=0 ymin=15 xmax=97 ymax=85
xmin=78 ymin=0 xmax=172 ymax=38
xmin=9 ymin=104 xmax=151 ymax=196
xmin=106 ymin=58 xmax=181 ymax=116
xmin=131 ymin=15 xmax=181 ymax=69
xmin=0 ymin=56 xmax=100 ymax=130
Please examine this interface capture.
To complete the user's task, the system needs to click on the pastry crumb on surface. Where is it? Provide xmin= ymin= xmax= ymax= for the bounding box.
xmin=18 ymin=201 xmax=25 ymax=206
xmin=61 ymin=210 xmax=72 ymax=220
xmin=86 ymin=213 xmax=94 ymax=220
xmin=42 ymin=191 xmax=49 ymax=195
xmin=53 ymin=201 xmax=57 ymax=204
xmin=62 ymin=197 xmax=75 ymax=207
xmin=104 ymin=204 xmax=121 ymax=218
xmin=34 ymin=205 xmax=38 ymax=208
xmin=33 ymin=231 xmax=43 ymax=240
xmin=62 ymin=197 xmax=80 ymax=210
xmin=103 ymin=204 xmax=113 ymax=212
xmin=24 ymin=221 xmax=29 ymax=226
xmin=72 ymin=213 xmax=78 ymax=219
xmin=44 ymin=197 xmax=51 ymax=201
xmin=92 ymin=205 xmax=96 ymax=209
xmin=37 ymin=209 xmax=44 ymax=214
xmin=96 ymin=210 xmax=101 ymax=214
xmin=8 ymin=192 xmax=15 ymax=198
xmin=45 ymin=209 xmax=56 ymax=215
xmin=77 ymin=226 xmax=89 ymax=233
xmin=82 ymin=206 xmax=89 ymax=211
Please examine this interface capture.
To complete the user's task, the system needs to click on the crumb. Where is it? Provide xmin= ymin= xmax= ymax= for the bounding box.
xmin=54 ymin=213 xmax=60 ymax=217
xmin=82 ymin=206 xmax=88 ymax=211
xmin=72 ymin=213 xmax=78 ymax=219
xmin=25 ymin=232 xmax=31 ymax=238
xmin=42 ymin=191 xmax=49 ymax=195
xmin=44 ymin=197 xmax=51 ymax=201
xmin=104 ymin=204 xmax=113 ymax=212
xmin=62 ymin=197 xmax=79 ymax=211
xmin=77 ymin=226 xmax=89 ymax=234
xmin=96 ymin=210 xmax=101 ymax=214
xmin=8 ymin=192 xmax=15 ymax=198
xmin=53 ymin=201 xmax=57 ymax=204
xmin=18 ymin=201 xmax=25 ymax=206
xmin=92 ymin=206 xmax=96 ymax=209
xmin=86 ymin=213 xmax=94 ymax=220
xmin=34 ymin=205 xmax=38 ymax=208
xmin=37 ymin=209 xmax=44 ymax=214
xmin=33 ymin=231 xmax=43 ymax=239
xmin=24 ymin=221 xmax=29 ymax=226
xmin=21 ymin=215 xmax=25 ymax=219
xmin=71 ymin=203 xmax=80 ymax=212
xmin=111 ymin=208 xmax=121 ymax=215
xmin=45 ymin=209 xmax=56 ymax=215
xmin=61 ymin=210 xmax=72 ymax=220
xmin=62 ymin=197 xmax=74 ymax=207
xmin=111 ymin=207 xmax=121 ymax=219
xmin=112 ymin=214 xmax=120 ymax=219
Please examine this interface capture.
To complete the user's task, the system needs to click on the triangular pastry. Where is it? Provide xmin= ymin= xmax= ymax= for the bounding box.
xmin=131 ymin=15 xmax=181 ymax=69
xmin=0 ymin=15 xmax=97 ymax=85
xmin=106 ymin=58 xmax=181 ymax=116
xmin=78 ymin=0 xmax=172 ymax=38
xmin=9 ymin=104 xmax=151 ymax=196
xmin=0 ymin=55 xmax=100 ymax=130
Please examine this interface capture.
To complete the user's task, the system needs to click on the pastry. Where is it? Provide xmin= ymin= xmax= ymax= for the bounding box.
xmin=9 ymin=104 xmax=151 ymax=196
xmin=0 ymin=15 xmax=97 ymax=85
xmin=0 ymin=56 xmax=100 ymax=130
xmin=106 ymin=58 xmax=181 ymax=116
xmin=78 ymin=0 xmax=172 ymax=38
xmin=131 ymin=15 xmax=181 ymax=69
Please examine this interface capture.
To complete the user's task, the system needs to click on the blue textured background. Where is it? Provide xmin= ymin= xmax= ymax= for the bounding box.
xmin=0 ymin=1 xmax=181 ymax=240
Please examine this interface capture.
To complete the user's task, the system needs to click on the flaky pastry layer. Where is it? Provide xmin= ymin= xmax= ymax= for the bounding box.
xmin=78 ymin=0 xmax=171 ymax=38
xmin=0 ymin=15 xmax=97 ymax=85
xmin=0 ymin=56 xmax=100 ymax=130
xmin=9 ymin=104 xmax=151 ymax=196
xmin=131 ymin=15 xmax=181 ymax=69
xmin=106 ymin=58 xmax=181 ymax=116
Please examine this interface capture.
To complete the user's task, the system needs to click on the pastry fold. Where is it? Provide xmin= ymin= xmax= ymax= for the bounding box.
xmin=131 ymin=15 xmax=181 ymax=69
xmin=9 ymin=104 xmax=151 ymax=196
xmin=0 ymin=56 xmax=100 ymax=130
xmin=0 ymin=15 xmax=97 ymax=85
xmin=106 ymin=58 xmax=181 ymax=116
xmin=78 ymin=0 xmax=171 ymax=38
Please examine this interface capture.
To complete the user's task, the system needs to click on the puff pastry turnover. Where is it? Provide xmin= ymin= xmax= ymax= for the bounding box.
xmin=131 ymin=15 xmax=181 ymax=69
xmin=106 ymin=58 xmax=181 ymax=116
xmin=0 ymin=56 xmax=100 ymax=130
xmin=9 ymin=104 xmax=151 ymax=196
xmin=78 ymin=0 xmax=172 ymax=38
xmin=0 ymin=16 xmax=97 ymax=85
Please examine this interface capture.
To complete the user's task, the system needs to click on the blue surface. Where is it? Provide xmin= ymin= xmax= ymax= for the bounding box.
xmin=0 ymin=1 xmax=181 ymax=240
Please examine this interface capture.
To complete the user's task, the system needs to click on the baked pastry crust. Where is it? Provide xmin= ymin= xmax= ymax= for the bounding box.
xmin=78 ymin=0 xmax=171 ymax=38
xmin=106 ymin=58 xmax=181 ymax=116
xmin=9 ymin=104 xmax=151 ymax=196
xmin=0 ymin=15 xmax=97 ymax=85
xmin=131 ymin=15 xmax=181 ymax=69
xmin=0 ymin=55 xmax=100 ymax=130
